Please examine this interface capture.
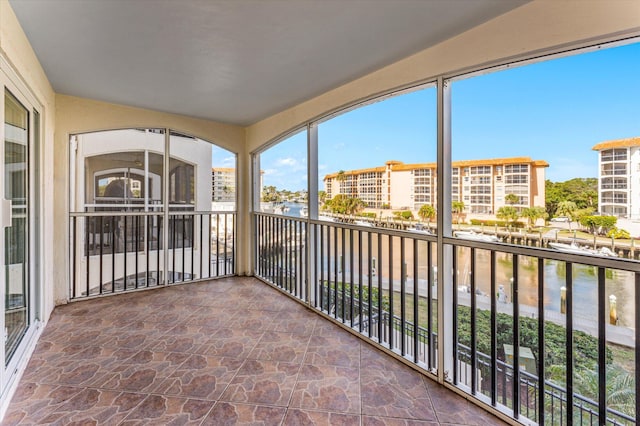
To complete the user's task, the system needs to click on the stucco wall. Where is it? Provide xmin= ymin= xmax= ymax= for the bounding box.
xmin=246 ymin=0 xmax=640 ymax=151
xmin=0 ymin=0 xmax=56 ymax=319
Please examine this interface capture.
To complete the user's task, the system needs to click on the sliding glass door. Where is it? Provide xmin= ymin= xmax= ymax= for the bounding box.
xmin=0 ymin=70 xmax=40 ymax=396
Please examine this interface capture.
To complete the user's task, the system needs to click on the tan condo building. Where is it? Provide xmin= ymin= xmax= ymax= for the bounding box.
xmin=324 ymin=157 xmax=548 ymax=214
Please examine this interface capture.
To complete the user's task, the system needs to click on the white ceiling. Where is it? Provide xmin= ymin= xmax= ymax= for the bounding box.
xmin=10 ymin=0 xmax=527 ymax=126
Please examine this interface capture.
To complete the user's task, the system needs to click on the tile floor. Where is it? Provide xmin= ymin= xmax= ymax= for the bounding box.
xmin=4 ymin=277 xmax=508 ymax=425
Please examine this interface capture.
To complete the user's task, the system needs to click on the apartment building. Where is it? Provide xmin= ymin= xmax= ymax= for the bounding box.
xmin=324 ymin=157 xmax=548 ymax=213
xmin=593 ymin=137 xmax=640 ymax=219
xmin=211 ymin=167 xmax=236 ymax=202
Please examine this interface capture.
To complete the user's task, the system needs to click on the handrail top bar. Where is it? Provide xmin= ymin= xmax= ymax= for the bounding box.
xmin=443 ymin=236 xmax=640 ymax=271
xmin=71 ymin=210 xmax=237 ymax=217
xmin=253 ymin=211 xmax=640 ymax=271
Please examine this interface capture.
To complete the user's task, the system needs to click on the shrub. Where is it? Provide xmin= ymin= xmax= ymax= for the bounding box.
xmin=469 ymin=219 xmax=524 ymax=228
xmin=393 ymin=210 xmax=414 ymax=220
xmin=607 ymin=227 xmax=630 ymax=239
xmin=357 ymin=212 xmax=377 ymax=219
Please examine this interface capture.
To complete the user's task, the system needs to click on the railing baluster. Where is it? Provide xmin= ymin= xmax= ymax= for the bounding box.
xmin=112 ymin=216 xmax=116 ymax=292
xmin=341 ymin=227 xmax=346 ymax=323
xmin=123 ymin=215 xmax=128 ymax=288
xmin=157 ymin=214 xmax=161 ymax=284
xmin=72 ymin=217 xmax=77 ymax=299
xmin=598 ymin=266 xmax=606 ymax=426
xmin=358 ymin=229 xmax=363 ymax=333
xmin=491 ymin=250 xmax=497 ymax=406
xmin=146 ymin=215 xmax=150 ymax=287
xmin=99 ymin=216 xmax=103 ymax=294
xmin=349 ymin=228 xmax=354 ymax=327
xmin=135 ymin=215 xmax=139 ymax=288
xmin=191 ymin=214 xmax=195 ymax=279
xmin=470 ymin=247 xmax=476 ymax=395
xmin=452 ymin=246 xmax=458 ymax=385
xmin=85 ymin=217 xmax=90 ymax=297
xmin=537 ymin=257 xmax=545 ymax=424
xmin=334 ymin=225 xmax=338 ymax=319
xmin=388 ymin=235 xmax=394 ymax=350
xmin=566 ymin=261 xmax=573 ymax=426
xmin=400 ymin=236 xmax=406 ymax=356
xmin=636 ymin=272 xmax=640 ymax=425
xmin=512 ymin=254 xmax=520 ymax=418
xmin=413 ymin=238 xmax=418 ymax=364
xmin=216 ymin=214 xmax=220 ymax=276
xmin=377 ymin=232 xmax=383 ymax=343
xmin=319 ymin=224 xmax=325 ymax=311
xmin=368 ymin=231 xmax=373 ymax=338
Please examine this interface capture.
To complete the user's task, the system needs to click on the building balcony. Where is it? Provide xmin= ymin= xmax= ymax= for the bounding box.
xmin=3 ymin=276 xmax=505 ymax=425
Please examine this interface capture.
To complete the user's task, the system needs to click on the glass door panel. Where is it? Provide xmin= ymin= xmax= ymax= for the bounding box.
xmin=4 ymin=89 xmax=29 ymax=364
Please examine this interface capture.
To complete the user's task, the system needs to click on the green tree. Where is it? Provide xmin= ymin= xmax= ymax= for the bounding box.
xmin=556 ymin=200 xmax=578 ymax=229
xmin=325 ymin=194 xmax=365 ymax=215
xmin=546 ymin=178 xmax=598 ymax=217
xmin=505 ymin=193 xmax=520 ymax=205
xmin=261 ymin=185 xmax=281 ymax=202
xmin=496 ymin=206 xmax=519 ymax=225
xmin=580 ymin=215 xmax=617 ymax=235
xmin=418 ymin=204 xmax=436 ymax=223
xmin=318 ymin=190 xmax=327 ymax=208
xmin=520 ymin=206 xmax=547 ymax=229
xmin=452 ymin=201 xmax=465 ymax=226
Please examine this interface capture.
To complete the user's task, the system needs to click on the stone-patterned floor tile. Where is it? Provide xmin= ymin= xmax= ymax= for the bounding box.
xmin=362 ymin=416 xmax=440 ymax=425
xmin=155 ymin=354 xmax=244 ymax=400
xmin=2 ymin=383 xmax=85 ymax=425
xmin=198 ymin=327 xmax=263 ymax=359
xmin=5 ymin=277 xmax=518 ymax=425
xmin=149 ymin=334 xmax=205 ymax=354
xmin=304 ymin=332 xmax=361 ymax=368
xmin=248 ymin=331 xmax=311 ymax=363
xmin=38 ymin=389 xmax=146 ymax=425
xmin=282 ymin=409 xmax=361 ymax=426
xmin=423 ymin=378 xmax=508 ymax=425
xmin=95 ymin=351 xmax=186 ymax=393
xmin=290 ymin=364 xmax=360 ymax=414
xmin=361 ymin=346 xmax=436 ymax=421
xmin=226 ymin=313 xmax=279 ymax=332
xmin=220 ymin=359 xmax=301 ymax=406
xmin=202 ymin=401 xmax=286 ymax=425
xmin=273 ymin=316 xmax=318 ymax=335
xmin=119 ymin=394 xmax=213 ymax=425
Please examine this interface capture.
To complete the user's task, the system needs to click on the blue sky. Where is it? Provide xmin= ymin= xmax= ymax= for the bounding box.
xmin=260 ymin=41 xmax=640 ymax=191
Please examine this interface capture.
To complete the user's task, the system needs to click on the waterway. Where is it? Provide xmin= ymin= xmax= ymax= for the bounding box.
xmin=278 ymin=203 xmax=635 ymax=329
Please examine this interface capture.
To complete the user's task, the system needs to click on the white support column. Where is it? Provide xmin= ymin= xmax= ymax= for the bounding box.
xmin=437 ymin=76 xmax=454 ymax=383
xmin=250 ymin=153 xmax=261 ymax=275
xmin=307 ymin=123 xmax=318 ymax=304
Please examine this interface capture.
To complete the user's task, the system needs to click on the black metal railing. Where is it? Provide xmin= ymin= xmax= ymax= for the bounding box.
xmin=70 ymin=211 xmax=235 ymax=299
xmin=253 ymin=212 xmax=638 ymax=426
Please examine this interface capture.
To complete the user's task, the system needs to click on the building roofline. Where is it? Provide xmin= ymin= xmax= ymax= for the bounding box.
xmin=323 ymin=156 xmax=548 ymax=180
xmin=592 ymin=137 xmax=640 ymax=151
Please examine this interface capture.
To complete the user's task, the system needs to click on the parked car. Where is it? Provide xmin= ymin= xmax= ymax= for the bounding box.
xmin=550 ymin=216 xmax=570 ymax=222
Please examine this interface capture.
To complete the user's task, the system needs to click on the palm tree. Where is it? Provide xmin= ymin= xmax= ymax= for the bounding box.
xmin=520 ymin=206 xmax=547 ymax=230
xmin=496 ymin=206 xmax=519 ymax=227
xmin=546 ymin=364 xmax=636 ymax=419
xmin=418 ymin=204 xmax=436 ymax=223
xmin=556 ymin=200 xmax=578 ymax=230
xmin=345 ymin=197 xmax=365 ymax=215
xmin=318 ymin=190 xmax=327 ymax=209
xmin=505 ymin=193 xmax=520 ymax=205
xmin=452 ymin=201 xmax=465 ymax=227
